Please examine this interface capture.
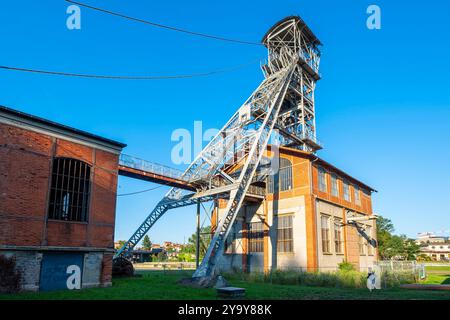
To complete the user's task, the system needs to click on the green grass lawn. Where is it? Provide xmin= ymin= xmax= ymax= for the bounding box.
xmin=421 ymin=266 xmax=450 ymax=285
xmin=1 ymin=270 xmax=450 ymax=300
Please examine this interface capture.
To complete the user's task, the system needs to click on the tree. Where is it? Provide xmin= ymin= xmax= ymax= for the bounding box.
xmin=382 ymin=234 xmax=405 ymax=260
xmin=142 ymin=235 xmax=152 ymax=251
xmin=376 ymin=216 xmax=395 ymax=234
xmin=401 ymin=236 xmax=421 ymax=260
xmin=376 ymin=216 xmax=396 ymax=260
xmin=376 ymin=216 xmax=420 ymax=260
xmin=116 ymin=240 xmax=127 ymax=248
xmin=181 ymin=226 xmax=212 ymax=259
xmin=154 ymin=251 xmax=167 ymax=262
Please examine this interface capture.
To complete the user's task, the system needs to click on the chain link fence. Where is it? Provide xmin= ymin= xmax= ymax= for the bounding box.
xmin=373 ymin=261 xmax=426 ymax=288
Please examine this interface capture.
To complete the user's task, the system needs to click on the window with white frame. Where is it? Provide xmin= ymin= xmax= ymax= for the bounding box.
xmin=267 ymin=158 xmax=293 ymax=193
xmin=321 ymin=215 xmax=331 ymax=254
xmin=277 ymin=215 xmax=294 ymax=253
xmin=318 ymin=166 xmax=327 ymax=192
xmin=279 ymin=158 xmax=293 ymax=192
xmin=354 ymin=185 xmax=361 ymax=205
xmin=248 ymin=222 xmax=264 ymax=253
xmin=334 ymin=219 xmax=343 ymax=254
xmin=343 ymin=181 xmax=351 ymax=202
xmin=331 ymin=174 xmax=339 ymax=197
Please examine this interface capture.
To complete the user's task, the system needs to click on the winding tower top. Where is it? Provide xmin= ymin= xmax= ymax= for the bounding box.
xmin=117 ymin=16 xmax=324 ymax=283
xmin=262 ymin=16 xmax=322 ymax=152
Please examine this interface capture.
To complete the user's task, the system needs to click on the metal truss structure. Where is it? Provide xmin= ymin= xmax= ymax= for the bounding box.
xmin=115 ymin=16 xmax=322 ymax=282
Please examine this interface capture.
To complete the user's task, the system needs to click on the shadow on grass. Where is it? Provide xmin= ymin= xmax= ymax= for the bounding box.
xmin=440 ymin=275 xmax=450 ymax=285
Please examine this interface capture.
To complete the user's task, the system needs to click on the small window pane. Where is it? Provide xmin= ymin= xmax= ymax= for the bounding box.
xmin=248 ymin=222 xmax=264 ymax=253
xmin=334 ymin=219 xmax=343 ymax=254
xmin=354 ymin=185 xmax=361 ymax=205
xmin=331 ymin=174 xmax=339 ymax=197
xmin=318 ymin=167 xmax=327 ymax=192
xmin=267 ymin=158 xmax=292 ymax=193
xmin=277 ymin=215 xmax=293 ymax=253
xmin=343 ymin=181 xmax=350 ymax=202
xmin=321 ymin=215 xmax=330 ymax=253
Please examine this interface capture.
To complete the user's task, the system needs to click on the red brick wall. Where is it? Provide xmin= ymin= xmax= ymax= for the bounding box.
xmin=0 ymin=124 xmax=52 ymax=246
xmin=0 ymin=123 xmax=119 ymax=251
xmin=101 ymin=253 xmax=113 ymax=286
xmin=311 ymin=164 xmax=374 ymax=216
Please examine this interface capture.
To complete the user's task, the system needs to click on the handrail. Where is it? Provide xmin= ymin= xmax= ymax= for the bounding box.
xmin=119 ymin=154 xmax=189 ymax=182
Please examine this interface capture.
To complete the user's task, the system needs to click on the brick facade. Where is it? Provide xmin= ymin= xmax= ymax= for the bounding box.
xmin=0 ymin=106 xmax=125 ymax=291
xmin=216 ymin=146 xmax=377 ymax=273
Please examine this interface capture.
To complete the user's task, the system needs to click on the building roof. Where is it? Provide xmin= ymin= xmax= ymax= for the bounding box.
xmin=261 ymin=16 xmax=322 ymax=46
xmin=0 ymin=105 xmax=127 ymax=151
xmin=275 ymin=146 xmax=377 ymax=193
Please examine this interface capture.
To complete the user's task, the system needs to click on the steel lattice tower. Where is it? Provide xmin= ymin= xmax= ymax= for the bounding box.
xmin=115 ymin=16 xmax=322 ymax=284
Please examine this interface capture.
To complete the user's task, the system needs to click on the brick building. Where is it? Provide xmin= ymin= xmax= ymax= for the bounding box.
xmin=215 ymin=146 xmax=378 ymax=273
xmin=0 ymin=106 xmax=125 ymax=291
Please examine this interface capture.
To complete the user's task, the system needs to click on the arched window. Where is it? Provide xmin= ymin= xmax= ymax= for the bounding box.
xmin=48 ymin=157 xmax=91 ymax=222
xmin=267 ymin=158 xmax=293 ymax=193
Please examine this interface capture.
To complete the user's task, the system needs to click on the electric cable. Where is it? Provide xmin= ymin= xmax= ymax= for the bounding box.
xmin=65 ymin=0 xmax=263 ymax=46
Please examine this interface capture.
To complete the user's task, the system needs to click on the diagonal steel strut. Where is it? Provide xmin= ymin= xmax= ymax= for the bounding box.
xmin=114 ymin=53 xmax=296 ymax=261
xmin=115 ymin=17 xmax=322 ymax=282
xmin=114 ymin=193 xmax=215 ymax=259
xmin=193 ymin=56 xmax=298 ymax=279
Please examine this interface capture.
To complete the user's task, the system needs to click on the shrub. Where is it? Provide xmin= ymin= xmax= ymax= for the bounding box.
xmin=0 ymin=255 xmax=22 ymax=293
xmin=225 ymin=269 xmax=366 ymax=288
xmin=338 ymin=261 xmax=355 ymax=272
xmin=224 ymin=267 xmax=416 ymax=289
xmin=381 ymin=271 xmax=416 ymax=288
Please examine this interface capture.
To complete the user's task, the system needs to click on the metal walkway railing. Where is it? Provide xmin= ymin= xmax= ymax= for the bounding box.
xmin=119 ymin=154 xmax=189 ymax=182
xmin=119 ymin=154 xmax=266 ymax=197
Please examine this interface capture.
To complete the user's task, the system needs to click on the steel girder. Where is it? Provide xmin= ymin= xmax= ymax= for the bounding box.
xmin=193 ymin=58 xmax=297 ymax=279
xmin=114 ymin=193 xmax=216 ymax=259
xmin=115 ymin=17 xmax=322 ymax=279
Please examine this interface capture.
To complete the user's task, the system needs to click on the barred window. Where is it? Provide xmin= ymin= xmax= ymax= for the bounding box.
xmin=248 ymin=222 xmax=264 ymax=253
xmin=354 ymin=185 xmax=361 ymax=205
xmin=343 ymin=181 xmax=351 ymax=202
xmin=267 ymin=158 xmax=292 ymax=193
xmin=279 ymin=158 xmax=292 ymax=192
xmin=318 ymin=167 xmax=327 ymax=192
xmin=48 ymin=157 xmax=91 ymax=222
xmin=321 ymin=215 xmax=330 ymax=253
xmin=334 ymin=219 xmax=343 ymax=254
xmin=277 ymin=215 xmax=293 ymax=253
xmin=331 ymin=174 xmax=339 ymax=197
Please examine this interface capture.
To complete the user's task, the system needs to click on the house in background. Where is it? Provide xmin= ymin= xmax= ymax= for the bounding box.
xmin=416 ymin=233 xmax=450 ymax=261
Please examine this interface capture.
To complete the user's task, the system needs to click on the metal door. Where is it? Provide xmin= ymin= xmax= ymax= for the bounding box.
xmin=40 ymin=252 xmax=84 ymax=291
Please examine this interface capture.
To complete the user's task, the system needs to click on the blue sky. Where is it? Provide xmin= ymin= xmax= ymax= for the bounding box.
xmin=1 ymin=0 xmax=449 ymax=244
